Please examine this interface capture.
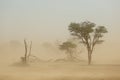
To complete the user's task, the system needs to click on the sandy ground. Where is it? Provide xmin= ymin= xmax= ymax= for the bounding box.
xmin=0 ymin=63 xmax=120 ymax=80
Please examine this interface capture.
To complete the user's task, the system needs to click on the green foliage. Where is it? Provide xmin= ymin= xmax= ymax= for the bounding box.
xmin=68 ymin=21 xmax=108 ymax=64
xmin=59 ymin=41 xmax=76 ymax=51
xmin=69 ymin=21 xmax=95 ymax=36
xmin=68 ymin=21 xmax=107 ymax=46
xmin=59 ymin=41 xmax=78 ymax=61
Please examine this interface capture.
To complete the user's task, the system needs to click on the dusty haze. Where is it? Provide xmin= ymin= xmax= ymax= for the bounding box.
xmin=0 ymin=0 xmax=120 ymax=80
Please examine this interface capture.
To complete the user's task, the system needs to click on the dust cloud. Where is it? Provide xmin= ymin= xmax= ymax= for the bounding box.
xmin=0 ymin=0 xmax=120 ymax=79
xmin=0 ymin=39 xmax=120 ymax=80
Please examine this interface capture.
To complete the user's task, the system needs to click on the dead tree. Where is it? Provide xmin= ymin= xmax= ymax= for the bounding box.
xmin=21 ymin=39 xmax=42 ymax=63
xmin=23 ymin=39 xmax=28 ymax=63
xmin=21 ymin=39 xmax=32 ymax=64
xmin=28 ymin=41 xmax=32 ymax=60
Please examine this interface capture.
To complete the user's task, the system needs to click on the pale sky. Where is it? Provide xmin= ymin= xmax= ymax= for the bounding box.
xmin=0 ymin=0 xmax=120 ymax=41
xmin=0 ymin=0 xmax=120 ymax=64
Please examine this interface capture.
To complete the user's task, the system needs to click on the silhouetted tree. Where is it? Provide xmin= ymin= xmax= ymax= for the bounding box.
xmin=23 ymin=39 xmax=28 ymax=64
xmin=59 ymin=41 xmax=77 ymax=61
xmin=21 ymin=39 xmax=32 ymax=64
xmin=68 ymin=21 xmax=108 ymax=64
xmin=28 ymin=41 xmax=32 ymax=59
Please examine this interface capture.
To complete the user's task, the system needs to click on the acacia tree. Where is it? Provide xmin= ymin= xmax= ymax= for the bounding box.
xmin=59 ymin=41 xmax=77 ymax=61
xmin=68 ymin=21 xmax=108 ymax=64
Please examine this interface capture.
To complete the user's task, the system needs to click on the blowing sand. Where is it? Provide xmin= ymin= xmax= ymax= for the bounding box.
xmin=0 ymin=63 xmax=120 ymax=80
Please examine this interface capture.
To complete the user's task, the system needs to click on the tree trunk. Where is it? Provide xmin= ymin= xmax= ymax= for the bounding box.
xmin=28 ymin=41 xmax=32 ymax=60
xmin=88 ymin=50 xmax=92 ymax=65
xmin=24 ymin=39 xmax=28 ymax=64
xmin=69 ymin=52 xmax=74 ymax=61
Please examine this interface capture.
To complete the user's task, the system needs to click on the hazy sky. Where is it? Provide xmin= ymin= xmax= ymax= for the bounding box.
xmin=0 ymin=0 xmax=120 ymax=64
xmin=0 ymin=0 xmax=120 ymax=41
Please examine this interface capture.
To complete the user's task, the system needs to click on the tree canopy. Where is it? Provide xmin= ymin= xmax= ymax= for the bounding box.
xmin=68 ymin=21 xmax=108 ymax=64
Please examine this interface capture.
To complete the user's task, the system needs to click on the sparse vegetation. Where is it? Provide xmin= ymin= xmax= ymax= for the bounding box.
xmin=59 ymin=41 xmax=77 ymax=62
xmin=1 ymin=0 xmax=119 ymax=80
xmin=68 ymin=21 xmax=108 ymax=64
xmin=21 ymin=39 xmax=35 ymax=64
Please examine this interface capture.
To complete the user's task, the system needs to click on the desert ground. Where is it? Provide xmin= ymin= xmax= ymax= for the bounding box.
xmin=0 ymin=62 xmax=120 ymax=80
